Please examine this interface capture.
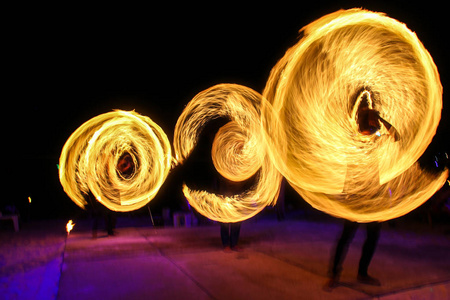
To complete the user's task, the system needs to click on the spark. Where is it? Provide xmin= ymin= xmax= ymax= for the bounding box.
xmin=262 ymin=9 xmax=447 ymax=222
xmin=59 ymin=110 xmax=172 ymax=212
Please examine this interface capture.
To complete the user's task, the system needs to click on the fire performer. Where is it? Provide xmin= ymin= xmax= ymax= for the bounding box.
xmin=326 ymin=94 xmax=399 ymax=288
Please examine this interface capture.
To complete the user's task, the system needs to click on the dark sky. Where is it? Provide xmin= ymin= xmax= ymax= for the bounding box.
xmin=6 ymin=1 xmax=449 ymax=218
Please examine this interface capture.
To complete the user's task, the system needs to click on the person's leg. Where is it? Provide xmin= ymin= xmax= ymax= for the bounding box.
xmin=230 ymin=222 xmax=242 ymax=249
xmin=357 ymin=222 xmax=381 ymax=285
xmin=92 ymin=210 xmax=99 ymax=238
xmin=358 ymin=222 xmax=381 ymax=275
xmin=220 ymin=223 xmax=230 ymax=248
xmin=325 ymin=220 xmax=358 ymax=289
xmin=330 ymin=220 xmax=358 ymax=278
xmin=105 ymin=212 xmax=114 ymax=236
xmin=107 ymin=211 xmax=117 ymax=236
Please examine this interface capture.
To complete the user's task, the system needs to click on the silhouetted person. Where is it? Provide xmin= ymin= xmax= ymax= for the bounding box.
xmin=219 ymin=177 xmax=246 ymax=252
xmin=86 ymin=152 xmax=135 ymax=238
xmin=117 ymin=152 xmax=134 ymax=179
xmin=276 ymin=178 xmax=286 ymax=221
xmin=220 ymin=222 xmax=242 ymax=252
xmin=181 ymin=118 xmax=249 ymax=252
xmin=356 ymin=104 xmax=399 ymax=141
xmin=326 ymin=94 xmax=399 ymax=289
xmin=85 ymin=191 xmax=116 ymax=238
xmin=427 ymin=175 xmax=450 ymax=227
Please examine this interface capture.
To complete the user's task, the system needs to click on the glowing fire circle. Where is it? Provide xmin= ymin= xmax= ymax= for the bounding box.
xmin=262 ymin=9 xmax=447 ymax=222
xmin=174 ymin=84 xmax=282 ymax=223
xmin=59 ymin=110 xmax=171 ymax=212
xmin=58 ymin=9 xmax=447 ymax=223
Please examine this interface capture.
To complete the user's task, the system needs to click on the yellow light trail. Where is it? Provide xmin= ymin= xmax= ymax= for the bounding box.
xmin=58 ymin=9 xmax=446 ymax=224
xmin=174 ymin=84 xmax=282 ymax=222
xmin=262 ymin=9 xmax=448 ymax=222
xmin=59 ymin=110 xmax=171 ymax=212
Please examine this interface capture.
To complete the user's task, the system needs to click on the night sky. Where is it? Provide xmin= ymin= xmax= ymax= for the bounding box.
xmin=6 ymin=1 xmax=449 ymax=219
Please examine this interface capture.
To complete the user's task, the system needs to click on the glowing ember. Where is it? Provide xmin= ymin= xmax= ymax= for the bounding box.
xmin=59 ymin=110 xmax=172 ymax=212
xmin=174 ymin=84 xmax=282 ymax=222
xmin=262 ymin=9 xmax=448 ymax=222
xmin=66 ymin=220 xmax=75 ymax=234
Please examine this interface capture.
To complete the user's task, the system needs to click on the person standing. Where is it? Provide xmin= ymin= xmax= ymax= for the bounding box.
xmin=326 ymin=92 xmax=399 ymax=289
xmin=220 ymin=222 xmax=243 ymax=252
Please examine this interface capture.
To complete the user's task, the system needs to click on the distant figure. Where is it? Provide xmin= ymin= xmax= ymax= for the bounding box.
xmin=117 ymin=152 xmax=135 ymax=178
xmin=276 ymin=178 xmax=286 ymax=221
xmin=220 ymin=222 xmax=243 ymax=252
xmin=85 ymin=152 xmax=134 ymax=238
xmin=86 ymin=192 xmax=116 ymax=238
xmin=219 ymin=176 xmax=246 ymax=252
xmin=427 ymin=177 xmax=450 ymax=227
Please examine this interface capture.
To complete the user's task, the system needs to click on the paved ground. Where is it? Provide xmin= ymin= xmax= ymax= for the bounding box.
xmin=1 ymin=211 xmax=449 ymax=299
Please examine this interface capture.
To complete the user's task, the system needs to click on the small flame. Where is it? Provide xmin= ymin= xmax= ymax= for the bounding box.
xmin=66 ymin=220 xmax=75 ymax=234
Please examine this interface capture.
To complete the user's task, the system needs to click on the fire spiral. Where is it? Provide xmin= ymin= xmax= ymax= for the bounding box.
xmin=174 ymin=84 xmax=282 ymax=222
xmin=262 ymin=9 xmax=447 ymax=222
xmin=59 ymin=110 xmax=171 ymax=212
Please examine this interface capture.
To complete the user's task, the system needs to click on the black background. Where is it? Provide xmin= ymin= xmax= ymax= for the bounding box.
xmin=5 ymin=1 xmax=449 ymax=219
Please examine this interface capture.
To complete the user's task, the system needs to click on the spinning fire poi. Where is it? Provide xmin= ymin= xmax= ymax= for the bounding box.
xmin=59 ymin=9 xmax=447 ymax=224
xmin=173 ymin=84 xmax=283 ymax=223
xmin=59 ymin=110 xmax=171 ymax=212
xmin=262 ymin=9 xmax=447 ymax=222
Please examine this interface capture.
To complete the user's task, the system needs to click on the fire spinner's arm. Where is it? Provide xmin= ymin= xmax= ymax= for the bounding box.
xmin=379 ymin=116 xmax=400 ymax=142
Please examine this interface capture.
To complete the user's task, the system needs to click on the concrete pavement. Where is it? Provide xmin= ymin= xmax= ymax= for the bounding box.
xmin=55 ymin=214 xmax=450 ymax=300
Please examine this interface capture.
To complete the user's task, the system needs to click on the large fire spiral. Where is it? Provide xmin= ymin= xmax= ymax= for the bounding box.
xmin=262 ymin=9 xmax=447 ymax=222
xmin=59 ymin=110 xmax=171 ymax=212
xmin=174 ymin=84 xmax=282 ymax=222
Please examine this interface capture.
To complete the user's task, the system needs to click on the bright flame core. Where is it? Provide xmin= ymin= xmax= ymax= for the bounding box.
xmin=59 ymin=110 xmax=171 ymax=212
xmin=262 ymin=9 xmax=447 ymax=222
xmin=174 ymin=84 xmax=282 ymax=222
xmin=66 ymin=220 xmax=75 ymax=234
